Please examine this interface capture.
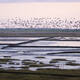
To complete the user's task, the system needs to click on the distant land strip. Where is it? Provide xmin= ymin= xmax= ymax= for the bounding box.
xmin=0 ymin=28 xmax=80 ymax=37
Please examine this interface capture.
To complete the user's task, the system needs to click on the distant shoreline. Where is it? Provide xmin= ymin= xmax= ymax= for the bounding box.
xmin=0 ymin=28 xmax=80 ymax=37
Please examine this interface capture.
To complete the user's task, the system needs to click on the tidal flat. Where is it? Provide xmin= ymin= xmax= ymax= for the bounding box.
xmin=0 ymin=37 xmax=80 ymax=80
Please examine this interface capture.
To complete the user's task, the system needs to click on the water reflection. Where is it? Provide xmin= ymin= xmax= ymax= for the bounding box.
xmin=0 ymin=37 xmax=80 ymax=71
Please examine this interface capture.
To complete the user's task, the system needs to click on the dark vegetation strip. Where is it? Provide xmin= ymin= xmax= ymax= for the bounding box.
xmin=47 ymin=51 xmax=80 ymax=55
xmin=55 ymin=51 xmax=80 ymax=54
xmin=1 ymin=39 xmax=80 ymax=41
xmin=1 ymin=32 xmax=80 ymax=37
xmin=0 ymin=70 xmax=80 ymax=77
xmin=58 ymin=51 xmax=80 ymax=53
xmin=7 ymin=46 xmax=80 ymax=48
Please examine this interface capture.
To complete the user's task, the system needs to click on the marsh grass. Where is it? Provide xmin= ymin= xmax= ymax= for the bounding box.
xmin=0 ymin=69 xmax=80 ymax=80
xmin=50 ymin=59 xmax=68 ymax=63
xmin=22 ymin=60 xmax=37 ymax=65
xmin=0 ymin=59 xmax=11 ymax=64
xmin=35 ymin=56 xmax=45 ymax=59
xmin=66 ymin=62 xmax=80 ymax=66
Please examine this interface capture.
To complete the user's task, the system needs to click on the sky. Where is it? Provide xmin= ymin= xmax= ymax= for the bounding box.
xmin=0 ymin=0 xmax=80 ymax=2
xmin=0 ymin=0 xmax=80 ymax=18
xmin=0 ymin=3 xmax=80 ymax=18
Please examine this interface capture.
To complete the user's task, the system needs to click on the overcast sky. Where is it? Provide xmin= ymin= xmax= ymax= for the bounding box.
xmin=0 ymin=3 xmax=79 ymax=18
xmin=0 ymin=0 xmax=80 ymax=18
xmin=0 ymin=0 xmax=80 ymax=2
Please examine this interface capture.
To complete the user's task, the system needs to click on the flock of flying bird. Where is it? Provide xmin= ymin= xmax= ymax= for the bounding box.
xmin=0 ymin=17 xmax=80 ymax=29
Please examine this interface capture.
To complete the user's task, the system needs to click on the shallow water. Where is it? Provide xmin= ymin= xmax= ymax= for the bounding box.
xmin=0 ymin=37 xmax=80 ymax=71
